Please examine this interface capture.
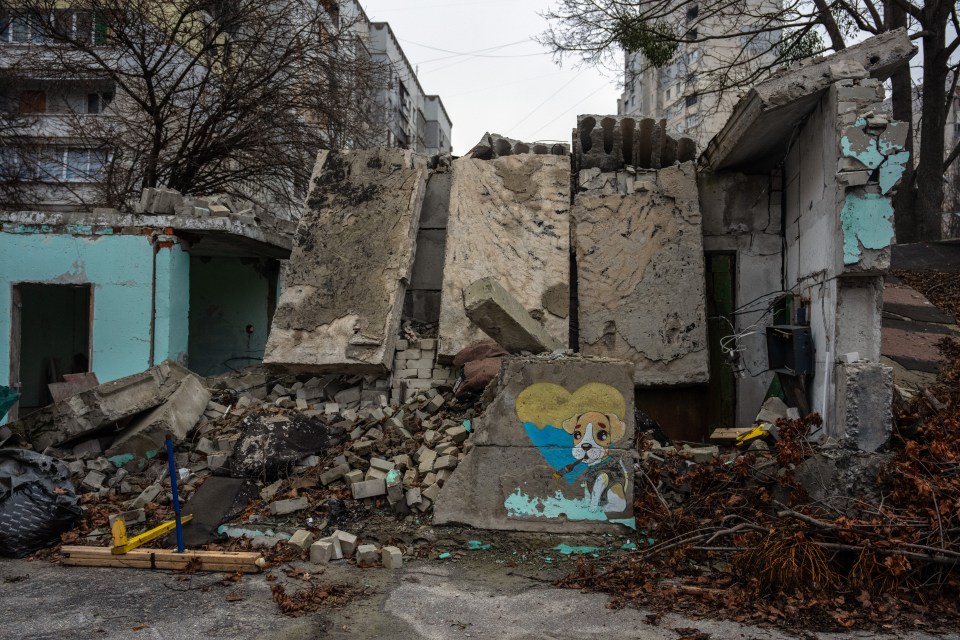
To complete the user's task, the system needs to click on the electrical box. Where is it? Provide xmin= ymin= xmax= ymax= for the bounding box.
xmin=766 ymin=325 xmax=814 ymax=376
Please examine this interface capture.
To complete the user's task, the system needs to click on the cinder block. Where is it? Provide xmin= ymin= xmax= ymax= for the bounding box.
xmin=287 ymin=529 xmax=315 ymax=552
xmin=333 ymin=530 xmax=359 ymax=557
xmin=310 ymin=540 xmax=334 ymax=564
xmin=352 ymin=479 xmax=386 ymax=499
xmin=356 ymin=544 xmax=378 ymax=567
xmin=270 ymin=497 xmax=309 ymax=515
xmin=382 ymin=546 xmax=403 ymax=569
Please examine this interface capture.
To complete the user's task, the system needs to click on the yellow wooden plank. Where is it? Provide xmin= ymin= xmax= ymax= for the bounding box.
xmin=61 ymin=546 xmax=262 ymax=573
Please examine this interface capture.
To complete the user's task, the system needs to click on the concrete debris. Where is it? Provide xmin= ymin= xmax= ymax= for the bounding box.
xmin=264 ymin=148 xmax=428 ymax=374
xmin=355 ymin=543 xmax=378 ymax=567
xmin=287 ymin=529 xmax=316 ymax=552
xmin=466 ymin=132 xmax=569 ymax=160
xmin=270 ymin=497 xmax=309 ymax=516
xmin=463 ymin=278 xmax=564 ymax=354
xmin=11 ymin=360 xmax=191 ymax=452
xmin=438 ymin=154 xmax=570 ymax=359
xmin=574 ymin=114 xmax=696 ymax=173
xmin=381 ymin=545 xmax=403 ymax=569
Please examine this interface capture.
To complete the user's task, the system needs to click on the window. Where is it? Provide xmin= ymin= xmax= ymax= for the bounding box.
xmin=685 ymin=28 xmax=698 ymax=41
xmin=686 ymin=94 xmax=698 ymax=107
xmin=665 ymin=87 xmax=671 ymax=100
xmin=685 ymin=114 xmax=700 ymax=129
xmin=685 ymin=49 xmax=701 ymax=65
xmin=19 ymin=90 xmax=46 ymax=113
xmin=686 ymin=5 xmax=699 ymax=21
xmin=86 ymin=93 xmax=112 ymax=114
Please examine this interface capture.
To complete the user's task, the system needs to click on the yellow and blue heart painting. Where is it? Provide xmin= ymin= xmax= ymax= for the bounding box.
xmin=504 ymin=382 xmax=636 ymax=528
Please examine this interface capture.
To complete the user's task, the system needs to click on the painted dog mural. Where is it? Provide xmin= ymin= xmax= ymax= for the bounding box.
xmin=506 ymin=382 xmax=633 ymax=525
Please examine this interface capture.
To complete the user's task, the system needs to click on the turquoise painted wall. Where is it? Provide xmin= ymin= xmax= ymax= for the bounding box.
xmin=0 ymin=231 xmax=190 ymax=414
xmin=188 ymin=256 xmax=272 ymax=376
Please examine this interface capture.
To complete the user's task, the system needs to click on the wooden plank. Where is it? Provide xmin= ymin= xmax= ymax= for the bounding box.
xmin=61 ymin=546 xmax=263 ymax=573
xmin=709 ymin=427 xmax=754 ymax=443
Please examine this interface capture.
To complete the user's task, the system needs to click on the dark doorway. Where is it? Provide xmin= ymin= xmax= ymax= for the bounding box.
xmin=705 ymin=253 xmax=737 ymax=429
xmin=10 ymin=283 xmax=92 ymax=417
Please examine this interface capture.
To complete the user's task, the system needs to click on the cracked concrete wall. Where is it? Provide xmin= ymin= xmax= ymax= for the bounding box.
xmin=264 ymin=149 xmax=427 ymax=374
xmin=699 ymin=170 xmax=783 ymax=425
xmin=438 ymin=155 xmax=570 ymax=360
xmin=573 ymin=162 xmax=708 ymax=386
xmin=434 ymin=355 xmax=636 ymax=533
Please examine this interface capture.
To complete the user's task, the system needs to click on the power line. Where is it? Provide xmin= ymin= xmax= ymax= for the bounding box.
xmin=506 ymin=71 xmax=584 ymax=133
xmin=524 ymin=83 xmax=612 ymax=140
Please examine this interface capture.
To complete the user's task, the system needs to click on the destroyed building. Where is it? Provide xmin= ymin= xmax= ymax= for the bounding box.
xmin=0 ymin=192 xmax=293 ymax=421
xmin=0 ymin=30 xmax=921 ymax=552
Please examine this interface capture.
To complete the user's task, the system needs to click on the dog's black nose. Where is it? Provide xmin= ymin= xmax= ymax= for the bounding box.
xmin=580 ymin=443 xmax=592 ymax=451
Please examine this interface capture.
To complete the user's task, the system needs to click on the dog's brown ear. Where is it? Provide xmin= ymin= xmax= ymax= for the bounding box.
xmin=560 ymin=414 xmax=580 ymax=434
xmin=606 ymin=414 xmax=626 ymax=442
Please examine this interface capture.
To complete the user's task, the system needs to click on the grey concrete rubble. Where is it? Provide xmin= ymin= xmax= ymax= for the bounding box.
xmin=573 ymin=114 xmax=697 ymax=173
xmin=11 ymin=360 xmax=190 ymax=452
xmin=104 ymin=374 xmax=211 ymax=460
xmin=264 ymin=148 xmax=428 ymax=374
xmin=466 ymin=132 xmax=569 ymax=159
xmin=463 ymin=278 xmax=564 ymax=354
xmin=833 ymin=362 xmax=894 ymax=452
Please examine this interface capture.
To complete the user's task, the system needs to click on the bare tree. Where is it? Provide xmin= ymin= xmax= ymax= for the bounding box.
xmin=0 ymin=0 xmax=387 ymax=211
xmin=540 ymin=0 xmax=959 ymax=242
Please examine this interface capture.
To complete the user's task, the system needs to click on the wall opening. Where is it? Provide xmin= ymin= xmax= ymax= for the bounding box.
xmin=188 ymin=257 xmax=278 ymax=376
xmin=10 ymin=283 xmax=92 ymax=417
xmin=705 ymin=252 xmax=737 ymax=430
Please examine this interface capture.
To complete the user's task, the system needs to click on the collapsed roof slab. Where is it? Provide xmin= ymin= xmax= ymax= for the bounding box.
xmin=701 ymin=28 xmax=917 ymax=174
xmin=438 ymin=155 xmax=571 ymax=360
xmin=264 ymin=149 xmax=428 ymax=375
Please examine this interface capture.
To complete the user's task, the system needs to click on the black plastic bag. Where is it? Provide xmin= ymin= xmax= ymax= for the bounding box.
xmin=0 ymin=449 xmax=82 ymax=557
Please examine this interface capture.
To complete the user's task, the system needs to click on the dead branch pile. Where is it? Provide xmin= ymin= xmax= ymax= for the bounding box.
xmin=559 ymin=340 xmax=960 ymax=631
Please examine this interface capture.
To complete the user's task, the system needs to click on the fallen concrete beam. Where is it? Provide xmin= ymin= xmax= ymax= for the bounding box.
xmin=438 ymin=155 xmax=570 ymax=359
xmin=701 ymin=29 xmax=917 ymax=172
xmin=13 ymin=361 xmax=190 ymax=451
xmin=264 ymin=149 xmax=428 ymax=374
xmin=104 ymin=374 xmax=211 ymax=462
xmin=464 ymin=278 xmax=563 ymax=354
xmin=434 ymin=355 xmax=636 ymax=533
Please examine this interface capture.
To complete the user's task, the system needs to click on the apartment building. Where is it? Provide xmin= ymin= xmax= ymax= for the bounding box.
xmin=368 ymin=21 xmax=452 ymax=156
xmin=617 ymin=1 xmax=779 ymax=149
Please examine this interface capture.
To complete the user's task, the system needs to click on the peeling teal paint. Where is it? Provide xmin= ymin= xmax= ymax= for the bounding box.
xmin=438 ymin=552 xmax=452 ymax=559
xmin=463 ymin=420 xmax=472 ymax=432
xmin=879 ymin=151 xmax=910 ymax=195
xmin=109 ymin=453 xmax=135 ymax=468
xmin=467 ymin=540 xmax=491 ymax=550
xmin=621 ymin=542 xmax=637 ymax=550
xmin=154 ymin=243 xmax=190 ymax=366
xmin=503 ymin=488 xmax=635 ymax=530
xmin=841 ymin=193 xmax=895 ymax=265
xmin=217 ymin=525 xmax=290 ymax=540
xmin=553 ymin=544 xmax=600 ymax=555
xmin=386 ymin=469 xmax=401 ymax=483
xmin=840 ymin=130 xmax=884 ymax=170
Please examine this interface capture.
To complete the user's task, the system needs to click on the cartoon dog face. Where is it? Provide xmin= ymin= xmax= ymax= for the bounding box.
xmin=561 ymin=411 xmax=626 ymax=465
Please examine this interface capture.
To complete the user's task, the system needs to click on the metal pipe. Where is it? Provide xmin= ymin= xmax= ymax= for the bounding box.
xmin=165 ymin=435 xmax=184 ymax=553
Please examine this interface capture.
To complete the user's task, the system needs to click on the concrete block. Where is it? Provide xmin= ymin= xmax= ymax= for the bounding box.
xmin=352 ymin=479 xmax=386 ymax=499
xmin=344 ymin=469 xmax=364 ymax=486
xmin=333 ymin=530 xmax=358 ymax=557
xmin=438 ymin=155 xmax=570 ymax=359
xmin=433 ymin=455 xmax=458 ymax=471
xmin=310 ymin=540 xmax=334 ymax=564
xmin=82 ymin=470 xmax=106 ymax=491
xmin=445 ymin=426 xmax=469 ymax=443
xmin=392 ymin=454 xmax=413 ymax=470
xmin=356 ymin=544 xmax=378 ymax=567
xmin=320 ymin=463 xmax=351 ymax=485
xmin=206 ymin=454 xmax=229 ymax=471
xmin=318 ymin=535 xmax=344 ymax=560
xmin=287 ymin=529 xmax=315 ymax=552
xmin=369 ymin=457 xmax=395 ymax=472
xmin=463 ymin=278 xmax=563 ymax=354
xmin=433 ymin=355 xmax=637 ymax=533
xmin=834 ymin=362 xmax=893 ymax=452
xmin=269 ymin=497 xmax=309 ymax=515
xmin=67 ymin=460 xmax=87 ymax=476
xmin=382 ymin=546 xmax=403 ymax=569
xmin=264 ymin=148 xmax=428 ymax=375
xmin=365 ymin=468 xmax=388 ymax=481
xmin=130 ymin=484 xmax=163 ymax=509
xmin=108 ymin=508 xmax=146 ymax=528
xmin=72 ymin=439 xmax=102 ymax=457
xmin=106 ymin=374 xmax=212 ymax=460
xmin=405 ymin=488 xmax=422 ymax=507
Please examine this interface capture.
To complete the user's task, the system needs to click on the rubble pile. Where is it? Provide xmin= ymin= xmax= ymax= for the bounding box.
xmin=16 ymin=365 xmax=480 ymax=566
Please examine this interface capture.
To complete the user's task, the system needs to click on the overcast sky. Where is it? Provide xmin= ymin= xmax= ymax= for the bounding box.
xmin=360 ymin=0 xmax=623 ymax=155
